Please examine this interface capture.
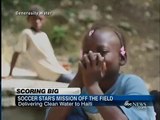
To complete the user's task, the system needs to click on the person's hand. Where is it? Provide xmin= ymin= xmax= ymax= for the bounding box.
xmin=2 ymin=75 xmax=13 ymax=80
xmin=79 ymin=51 xmax=106 ymax=87
xmin=62 ymin=63 xmax=71 ymax=71
xmin=76 ymin=61 xmax=84 ymax=86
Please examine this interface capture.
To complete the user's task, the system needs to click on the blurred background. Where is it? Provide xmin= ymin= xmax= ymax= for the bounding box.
xmin=2 ymin=0 xmax=159 ymax=90
xmin=2 ymin=0 xmax=160 ymax=120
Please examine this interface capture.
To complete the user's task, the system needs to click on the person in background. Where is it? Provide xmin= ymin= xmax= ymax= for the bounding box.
xmin=4 ymin=5 xmax=72 ymax=82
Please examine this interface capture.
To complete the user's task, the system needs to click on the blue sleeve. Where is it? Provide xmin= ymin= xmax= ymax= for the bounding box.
xmin=123 ymin=75 xmax=149 ymax=95
xmin=119 ymin=75 xmax=156 ymax=120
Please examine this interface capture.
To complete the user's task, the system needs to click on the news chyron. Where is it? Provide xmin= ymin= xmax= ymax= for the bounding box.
xmin=15 ymin=88 xmax=154 ymax=108
xmin=15 ymin=88 xmax=81 ymax=107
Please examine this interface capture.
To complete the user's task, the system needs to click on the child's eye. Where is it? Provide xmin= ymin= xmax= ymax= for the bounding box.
xmin=100 ymin=51 xmax=109 ymax=56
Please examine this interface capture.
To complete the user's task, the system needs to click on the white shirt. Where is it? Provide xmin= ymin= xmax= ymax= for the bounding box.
xmin=14 ymin=28 xmax=70 ymax=81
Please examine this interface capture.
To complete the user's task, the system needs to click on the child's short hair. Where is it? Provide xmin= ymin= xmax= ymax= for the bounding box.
xmin=28 ymin=5 xmax=44 ymax=16
xmin=87 ymin=22 xmax=126 ymax=50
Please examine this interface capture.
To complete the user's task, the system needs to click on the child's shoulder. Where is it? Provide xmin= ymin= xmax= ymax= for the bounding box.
xmin=121 ymin=73 xmax=144 ymax=82
xmin=21 ymin=29 xmax=48 ymax=37
xmin=21 ymin=28 xmax=46 ymax=34
xmin=21 ymin=28 xmax=33 ymax=36
xmin=22 ymin=28 xmax=32 ymax=33
xmin=119 ymin=73 xmax=146 ymax=88
xmin=120 ymin=73 xmax=149 ymax=94
xmin=40 ymin=31 xmax=48 ymax=36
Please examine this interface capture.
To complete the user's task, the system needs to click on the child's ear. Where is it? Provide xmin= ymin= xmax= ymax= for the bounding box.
xmin=119 ymin=54 xmax=127 ymax=66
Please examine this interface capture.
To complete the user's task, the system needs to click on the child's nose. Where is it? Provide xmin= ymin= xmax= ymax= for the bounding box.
xmin=36 ymin=19 xmax=40 ymax=24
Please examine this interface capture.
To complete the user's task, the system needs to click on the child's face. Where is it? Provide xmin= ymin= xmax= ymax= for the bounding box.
xmin=83 ymin=29 xmax=122 ymax=76
xmin=28 ymin=15 xmax=45 ymax=32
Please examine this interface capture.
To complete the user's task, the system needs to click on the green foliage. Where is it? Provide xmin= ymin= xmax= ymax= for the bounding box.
xmin=65 ymin=8 xmax=77 ymax=17
xmin=51 ymin=25 xmax=68 ymax=46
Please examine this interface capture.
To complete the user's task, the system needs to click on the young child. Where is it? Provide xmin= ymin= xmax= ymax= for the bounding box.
xmin=46 ymin=23 xmax=156 ymax=120
xmin=5 ymin=5 xmax=70 ymax=81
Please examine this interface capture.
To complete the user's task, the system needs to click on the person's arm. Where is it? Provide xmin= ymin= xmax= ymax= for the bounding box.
xmin=87 ymin=83 xmax=128 ymax=120
xmin=80 ymin=51 xmax=128 ymax=120
xmin=2 ymin=31 xmax=29 ymax=79
xmin=47 ymin=66 xmax=83 ymax=120
xmin=9 ymin=52 xmax=20 ymax=77
xmin=2 ymin=52 xmax=20 ymax=79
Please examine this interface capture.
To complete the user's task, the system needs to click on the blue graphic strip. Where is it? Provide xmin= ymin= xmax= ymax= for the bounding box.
xmin=15 ymin=95 xmax=155 ymax=107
